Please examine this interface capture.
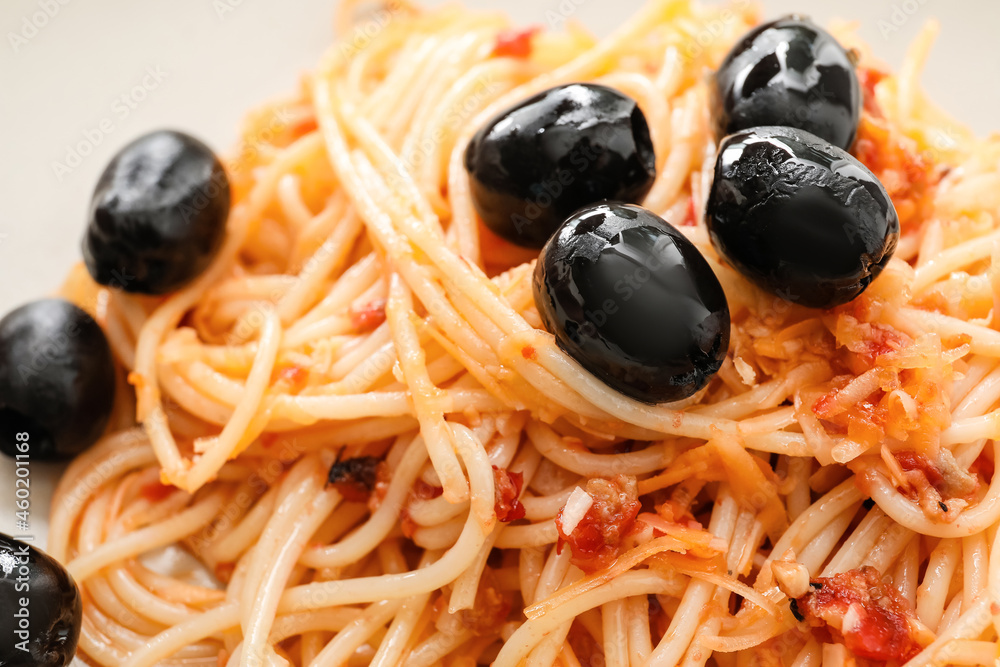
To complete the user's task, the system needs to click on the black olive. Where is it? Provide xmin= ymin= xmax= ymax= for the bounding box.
xmin=533 ymin=202 xmax=730 ymax=403
xmin=0 ymin=534 xmax=82 ymax=667
xmin=712 ymin=16 xmax=861 ymax=150
xmin=0 ymin=299 xmax=116 ymax=460
xmin=465 ymin=83 xmax=656 ymax=248
xmin=706 ymin=126 xmax=898 ymax=309
xmin=82 ymin=130 xmax=230 ymax=295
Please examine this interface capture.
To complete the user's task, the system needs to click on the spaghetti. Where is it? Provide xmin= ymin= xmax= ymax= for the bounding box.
xmin=49 ymin=1 xmax=1000 ymax=665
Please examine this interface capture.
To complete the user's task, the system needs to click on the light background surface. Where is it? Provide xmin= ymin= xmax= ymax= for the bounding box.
xmin=0 ymin=0 xmax=998 ymax=543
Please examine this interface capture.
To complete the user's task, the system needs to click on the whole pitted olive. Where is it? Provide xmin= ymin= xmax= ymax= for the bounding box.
xmin=0 ymin=534 xmax=82 ymax=667
xmin=533 ymin=202 xmax=730 ymax=403
xmin=465 ymin=83 xmax=657 ymax=248
xmin=0 ymin=299 xmax=116 ymax=460
xmin=706 ymin=126 xmax=899 ymax=309
xmin=83 ymin=129 xmax=230 ymax=295
xmin=712 ymin=16 xmax=861 ymax=150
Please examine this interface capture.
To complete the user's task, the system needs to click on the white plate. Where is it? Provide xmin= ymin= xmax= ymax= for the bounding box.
xmin=1 ymin=0 xmax=998 ymax=548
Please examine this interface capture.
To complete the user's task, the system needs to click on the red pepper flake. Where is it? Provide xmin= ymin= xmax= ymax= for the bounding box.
xmin=349 ymin=299 xmax=387 ymax=332
xmin=811 ymin=389 xmax=842 ymax=421
xmin=139 ymin=481 xmax=176 ymax=502
xmin=681 ymin=198 xmax=697 ymax=226
xmin=491 ymin=26 xmax=540 ymax=59
xmin=521 ymin=345 xmax=537 ymax=360
xmin=274 ymin=364 xmax=309 ymax=392
xmin=493 ymin=466 xmax=525 ymax=522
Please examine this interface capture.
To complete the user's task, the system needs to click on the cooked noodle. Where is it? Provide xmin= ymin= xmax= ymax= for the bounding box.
xmin=50 ymin=1 xmax=1000 ymax=664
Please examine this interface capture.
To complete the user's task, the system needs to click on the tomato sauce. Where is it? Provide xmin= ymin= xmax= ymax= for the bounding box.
xmin=556 ymin=475 xmax=641 ymax=573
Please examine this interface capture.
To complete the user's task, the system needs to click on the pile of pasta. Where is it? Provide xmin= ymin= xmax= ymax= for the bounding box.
xmin=50 ymin=0 xmax=999 ymax=665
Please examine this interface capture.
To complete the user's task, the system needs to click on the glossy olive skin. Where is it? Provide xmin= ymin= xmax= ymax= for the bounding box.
xmin=706 ymin=126 xmax=899 ymax=309
xmin=0 ymin=534 xmax=82 ymax=667
xmin=83 ymin=130 xmax=230 ymax=295
xmin=533 ymin=202 xmax=730 ymax=403
xmin=465 ymin=83 xmax=656 ymax=248
xmin=0 ymin=299 xmax=116 ymax=460
xmin=712 ymin=16 xmax=861 ymax=150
